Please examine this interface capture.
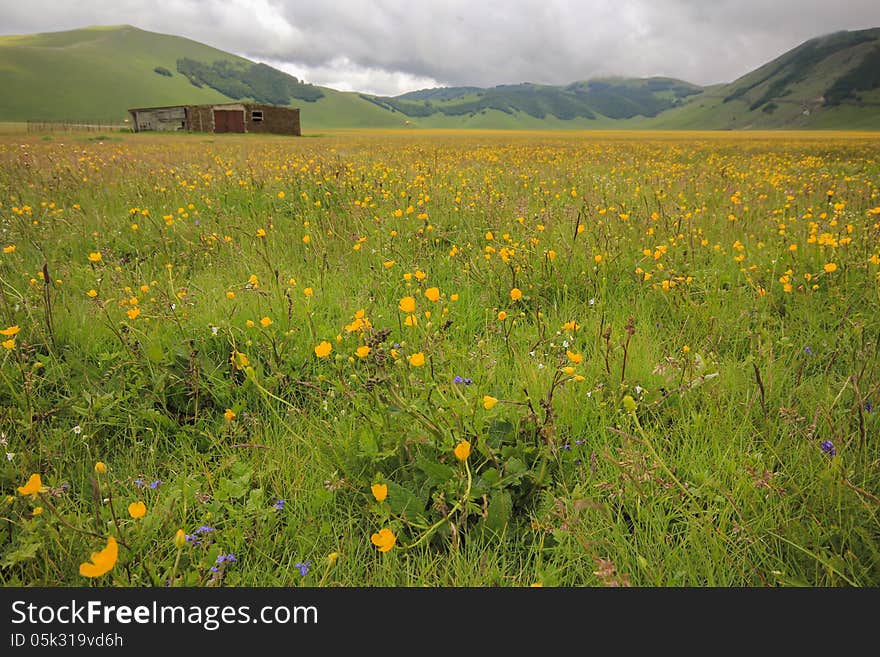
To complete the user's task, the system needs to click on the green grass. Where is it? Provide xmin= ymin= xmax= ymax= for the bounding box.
xmin=1 ymin=129 xmax=879 ymax=587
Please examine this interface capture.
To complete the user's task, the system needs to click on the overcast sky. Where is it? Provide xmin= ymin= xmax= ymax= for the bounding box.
xmin=1 ymin=1 xmax=879 ymax=95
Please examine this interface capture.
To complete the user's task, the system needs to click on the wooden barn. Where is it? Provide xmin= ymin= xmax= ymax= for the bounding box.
xmin=127 ymin=102 xmax=301 ymax=135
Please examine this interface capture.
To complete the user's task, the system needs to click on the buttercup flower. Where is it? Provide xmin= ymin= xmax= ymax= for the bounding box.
xmin=371 ymin=483 xmax=388 ymax=502
xmin=409 ymin=352 xmax=425 ymax=367
xmin=399 ymin=296 xmax=416 ymax=313
xmin=510 ymin=287 xmax=523 ymax=301
xmin=483 ymin=395 xmax=498 ymax=410
xmin=371 ymin=528 xmax=396 ymax=552
xmin=314 ymin=341 xmax=332 ymax=358
xmin=79 ymin=536 xmax=118 ymax=578
xmin=128 ymin=501 xmax=146 ymax=518
xmin=17 ymin=473 xmax=43 ymax=497
xmin=454 ymin=440 xmax=471 ymax=462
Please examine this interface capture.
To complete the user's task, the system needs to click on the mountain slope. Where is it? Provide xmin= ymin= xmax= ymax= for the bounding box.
xmin=0 ymin=24 xmax=878 ymax=130
xmin=648 ymin=28 xmax=880 ymax=129
xmin=0 ymin=24 xmax=390 ymax=128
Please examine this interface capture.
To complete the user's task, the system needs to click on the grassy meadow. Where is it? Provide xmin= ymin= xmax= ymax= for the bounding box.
xmin=1 ymin=128 xmax=879 ymax=587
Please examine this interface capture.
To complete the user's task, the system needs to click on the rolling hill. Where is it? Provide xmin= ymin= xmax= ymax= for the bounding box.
xmin=0 ymin=24 xmax=879 ymax=130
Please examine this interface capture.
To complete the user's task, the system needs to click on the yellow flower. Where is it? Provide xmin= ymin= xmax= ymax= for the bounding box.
xmin=302 ymin=235 xmax=311 ymax=244
xmin=260 ymin=316 xmax=272 ymax=328
xmin=128 ymin=501 xmax=146 ymax=519
xmin=2 ymin=338 xmax=14 ymax=350
xmin=483 ymin=395 xmax=498 ymax=410
xmin=173 ymin=529 xmax=187 ymax=549
xmin=450 ymin=293 xmax=459 ymax=302
xmin=454 ymin=440 xmax=471 ymax=462
xmin=224 ymin=409 xmax=236 ymax=422
xmin=383 ymin=260 xmax=395 ymax=268
xmin=424 ymin=287 xmax=441 ymax=302
xmin=409 ymin=352 xmax=425 ymax=367
xmin=315 ymin=341 xmax=332 ymax=358
xmin=823 ymin=262 xmax=837 ymax=273
xmin=510 ymin=287 xmax=523 ymax=301
xmin=371 ymin=483 xmax=388 ymax=502
xmin=563 ymin=366 xmax=575 ymax=375
xmin=277 ymin=191 xmax=285 ymax=199
xmin=399 ymin=296 xmax=416 ymax=313
xmin=404 ymin=314 xmax=418 ymax=327
xmin=566 ymin=350 xmax=583 ymax=364
xmin=256 ymin=228 xmax=267 ymax=238
xmin=94 ymin=461 xmax=107 ymax=475
xmin=355 ymin=345 xmax=371 ymax=359
xmin=127 ymin=307 xmax=141 ymax=320
xmin=87 ymin=252 xmax=102 ymax=263
xmin=226 ymin=290 xmax=235 ymax=299
xmin=497 ymin=310 xmax=508 ymax=321
xmin=3 ymin=245 xmax=15 ymax=253
xmin=79 ymin=536 xmax=118 ymax=578
xmin=304 ymin=287 xmax=314 ymax=297
xmin=327 ymin=552 xmax=339 ymax=567
xmin=87 ymin=289 xmax=98 ymax=298
xmin=17 ymin=473 xmax=43 ymax=496
xmin=0 ymin=325 xmax=20 ymax=336
xmin=594 ymin=254 xmax=603 ymax=263
xmin=370 ymin=528 xmax=396 ymax=552
xmin=563 ymin=320 xmax=580 ymax=332
xmin=32 ymin=507 xmax=43 ymax=516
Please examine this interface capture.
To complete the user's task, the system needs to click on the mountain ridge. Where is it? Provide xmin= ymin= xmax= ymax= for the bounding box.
xmin=1 ymin=24 xmax=879 ymax=129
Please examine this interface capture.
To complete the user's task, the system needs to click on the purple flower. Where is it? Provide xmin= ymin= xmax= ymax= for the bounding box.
xmin=149 ymin=480 xmax=162 ymax=489
xmin=195 ymin=526 xmax=214 ymax=534
xmin=820 ymin=440 xmax=836 ymax=457
xmin=273 ymin=498 xmax=285 ymax=511
xmin=804 ymin=346 xmax=813 ymax=355
xmin=453 ymin=375 xmax=464 ymax=384
xmin=134 ymin=478 xmax=145 ymax=487
xmin=295 ymin=560 xmax=311 ymax=577
xmin=216 ymin=553 xmax=236 ymax=565
xmin=865 ymin=401 xmax=873 ymax=414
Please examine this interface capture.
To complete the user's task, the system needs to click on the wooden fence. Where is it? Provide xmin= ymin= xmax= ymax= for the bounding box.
xmin=26 ymin=121 xmax=130 ymax=133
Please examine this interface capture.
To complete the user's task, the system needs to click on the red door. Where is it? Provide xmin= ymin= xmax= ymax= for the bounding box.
xmin=213 ymin=109 xmax=245 ymax=133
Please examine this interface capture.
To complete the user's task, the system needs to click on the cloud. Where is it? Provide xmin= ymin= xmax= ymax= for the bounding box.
xmin=1 ymin=0 xmax=879 ymax=95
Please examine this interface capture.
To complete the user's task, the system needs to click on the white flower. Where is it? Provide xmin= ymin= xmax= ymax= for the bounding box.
xmin=562 ymin=340 xmax=570 ymax=348
xmin=5 ymin=452 xmax=14 ymax=461
xmin=589 ymin=298 xmax=596 ymax=306
xmin=211 ymin=326 xmax=219 ymax=335
xmin=72 ymin=425 xmax=82 ymax=434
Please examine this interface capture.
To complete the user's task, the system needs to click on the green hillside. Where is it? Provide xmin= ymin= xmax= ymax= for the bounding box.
xmin=1 ymin=24 xmax=879 ymax=129
xmin=648 ymin=28 xmax=880 ymax=129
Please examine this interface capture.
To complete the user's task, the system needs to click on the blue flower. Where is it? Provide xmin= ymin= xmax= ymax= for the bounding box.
xmin=216 ymin=553 xmax=236 ymax=565
xmin=453 ymin=375 xmax=464 ymax=384
xmin=149 ymin=480 xmax=162 ymax=489
xmin=134 ymin=478 xmax=145 ymax=487
xmin=820 ymin=440 xmax=836 ymax=457
xmin=273 ymin=498 xmax=285 ymax=511
xmin=804 ymin=346 xmax=813 ymax=355
xmin=865 ymin=401 xmax=873 ymax=414
xmin=195 ymin=526 xmax=214 ymax=534
xmin=295 ymin=560 xmax=311 ymax=577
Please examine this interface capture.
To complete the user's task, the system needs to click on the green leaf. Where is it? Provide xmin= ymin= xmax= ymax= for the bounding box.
xmin=416 ymin=457 xmax=455 ymax=485
xmin=358 ymin=431 xmax=378 ymax=458
xmin=145 ymin=341 xmax=164 ymax=364
xmin=487 ymin=419 xmax=515 ymax=449
xmin=484 ymin=490 xmax=512 ymax=533
xmin=385 ymin=480 xmax=427 ymax=524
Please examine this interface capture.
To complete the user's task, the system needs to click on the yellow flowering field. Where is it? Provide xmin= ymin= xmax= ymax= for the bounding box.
xmin=1 ymin=129 xmax=878 ymax=586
